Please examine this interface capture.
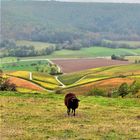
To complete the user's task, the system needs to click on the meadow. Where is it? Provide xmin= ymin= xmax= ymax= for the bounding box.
xmin=2 ymin=47 xmax=139 ymax=60
xmin=1 ymin=91 xmax=140 ymax=140
xmin=49 ymin=47 xmax=140 ymax=58
xmin=0 ymin=59 xmax=49 ymax=72
xmin=105 ymin=40 xmax=140 ymax=48
xmin=16 ymin=40 xmax=55 ymax=51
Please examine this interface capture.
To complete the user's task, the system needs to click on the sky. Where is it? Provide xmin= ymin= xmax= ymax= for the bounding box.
xmin=56 ymin=0 xmax=140 ymax=3
xmin=1 ymin=0 xmax=140 ymax=3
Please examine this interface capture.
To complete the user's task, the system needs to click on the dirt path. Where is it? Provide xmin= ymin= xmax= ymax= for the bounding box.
xmin=55 ymin=76 xmax=66 ymax=88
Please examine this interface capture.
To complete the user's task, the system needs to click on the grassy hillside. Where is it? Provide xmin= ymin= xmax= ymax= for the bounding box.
xmin=1 ymin=92 xmax=140 ymax=139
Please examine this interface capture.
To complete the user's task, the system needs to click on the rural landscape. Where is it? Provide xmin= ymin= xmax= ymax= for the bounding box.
xmin=0 ymin=0 xmax=140 ymax=139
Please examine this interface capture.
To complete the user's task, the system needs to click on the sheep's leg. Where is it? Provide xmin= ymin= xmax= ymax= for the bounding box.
xmin=73 ymin=109 xmax=75 ymax=116
xmin=72 ymin=109 xmax=73 ymax=114
xmin=67 ymin=108 xmax=70 ymax=115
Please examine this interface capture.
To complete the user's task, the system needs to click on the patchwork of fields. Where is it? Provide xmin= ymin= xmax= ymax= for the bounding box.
xmin=0 ymin=56 xmax=140 ymax=95
xmin=2 ymin=59 xmax=139 ymax=96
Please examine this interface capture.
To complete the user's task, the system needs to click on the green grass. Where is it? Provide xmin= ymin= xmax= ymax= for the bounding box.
xmin=32 ymin=72 xmax=60 ymax=85
xmin=0 ymin=60 xmax=49 ymax=72
xmin=49 ymin=47 xmax=140 ymax=58
xmin=116 ymin=40 xmax=140 ymax=47
xmin=0 ymin=57 xmax=17 ymax=65
xmin=16 ymin=40 xmax=55 ymax=51
xmin=1 ymin=91 xmax=140 ymax=139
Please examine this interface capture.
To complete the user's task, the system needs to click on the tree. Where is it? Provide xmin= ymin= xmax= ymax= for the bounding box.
xmin=111 ymin=54 xmax=117 ymax=60
xmin=0 ymin=70 xmax=16 ymax=91
xmin=118 ymin=83 xmax=129 ymax=97
xmin=130 ymin=81 xmax=140 ymax=95
xmin=50 ymin=65 xmax=58 ymax=75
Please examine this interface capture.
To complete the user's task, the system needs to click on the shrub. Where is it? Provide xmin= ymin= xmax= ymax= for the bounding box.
xmin=55 ymin=89 xmax=63 ymax=94
xmin=0 ymin=79 xmax=16 ymax=91
xmin=86 ymin=88 xmax=105 ymax=96
xmin=118 ymin=82 xmax=129 ymax=97
xmin=129 ymin=81 xmax=140 ymax=95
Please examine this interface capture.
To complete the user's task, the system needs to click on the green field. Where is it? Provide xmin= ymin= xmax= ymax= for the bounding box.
xmin=16 ymin=40 xmax=55 ymax=51
xmin=1 ymin=92 xmax=140 ymax=139
xmin=49 ymin=47 xmax=140 ymax=58
xmin=0 ymin=60 xmax=49 ymax=72
xmin=115 ymin=40 xmax=140 ymax=47
xmin=2 ymin=47 xmax=139 ymax=61
xmin=0 ymin=57 xmax=17 ymax=64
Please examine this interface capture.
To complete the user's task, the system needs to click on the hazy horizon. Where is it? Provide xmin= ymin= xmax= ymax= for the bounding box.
xmin=1 ymin=0 xmax=140 ymax=3
xmin=57 ymin=0 xmax=140 ymax=3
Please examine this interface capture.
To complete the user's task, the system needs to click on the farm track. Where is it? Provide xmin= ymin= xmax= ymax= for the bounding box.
xmin=55 ymin=76 xmax=66 ymax=88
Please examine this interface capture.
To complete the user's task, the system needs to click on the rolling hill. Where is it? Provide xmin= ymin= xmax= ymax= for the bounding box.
xmin=1 ymin=1 xmax=140 ymax=41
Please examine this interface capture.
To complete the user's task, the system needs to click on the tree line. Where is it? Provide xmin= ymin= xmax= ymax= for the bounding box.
xmin=1 ymin=37 xmax=139 ymax=58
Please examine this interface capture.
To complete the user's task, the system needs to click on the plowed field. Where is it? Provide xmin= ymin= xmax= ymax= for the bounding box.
xmin=52 ymin=58 xmax=130 ymax=73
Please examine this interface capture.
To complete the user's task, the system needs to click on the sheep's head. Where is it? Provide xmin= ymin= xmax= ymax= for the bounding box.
xmin=71 ymin=97 xmax=80 ymax=103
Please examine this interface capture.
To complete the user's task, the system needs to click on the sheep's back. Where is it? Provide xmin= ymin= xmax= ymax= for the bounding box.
xmin=64 ymin=93 xmax=76 ymax=107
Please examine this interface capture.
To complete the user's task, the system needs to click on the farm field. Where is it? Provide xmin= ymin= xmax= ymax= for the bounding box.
xmin=32 ymin=72 xmax=60 ymax=85
xmin=49 ymin=47 xmax=140 ymax=58
xmin=8 ymin=77 xmax=44 ymax=92
xmin=65 ymin=77 xmax=135 ymax=95
xmin=8 ymin=71 xmax=61 ymax=90
xmin=0 ymin=57 xmax=17 ymax=64
xmin=0 ymin=59 xmax=49 ymax=72
xmin=125 ymin=56 xmax=140 ymax=62
xmin=1 ymin=92 xmax=140 ymax=139
xmin=58 ymin=64 xmax=140 ymax=86
xmin=105 ymin=40 xmax=140 ymax=48
xmin=16 ymin=40 xmax=55 ymax=51
xmin=7 ymin=47 xmax=139 ymax=60
xmin=52 ymin=58 xmax=130 ymax=73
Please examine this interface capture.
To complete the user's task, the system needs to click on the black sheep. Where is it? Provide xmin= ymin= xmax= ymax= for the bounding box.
xmin=64 ymin=93 xmax=80 ymax=116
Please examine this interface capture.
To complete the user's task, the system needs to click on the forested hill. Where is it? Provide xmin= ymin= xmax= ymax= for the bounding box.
xmin=1 ymin=1 xmax=140 ymax=41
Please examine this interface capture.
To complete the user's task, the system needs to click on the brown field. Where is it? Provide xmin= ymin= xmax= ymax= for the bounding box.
xmin=52 ymin=58 xmax=130 ymax=73
xmin=65 ymin=78 xmax=134 ymax=95
xmin=8 ymin=77 xmax=44 ymax=91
